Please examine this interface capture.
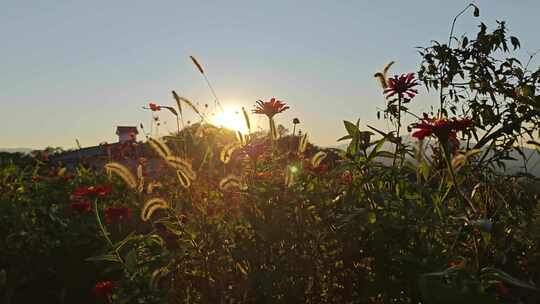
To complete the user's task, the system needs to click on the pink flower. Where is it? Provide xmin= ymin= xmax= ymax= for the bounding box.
xmin=384 ymin=73 xmax=419 ymax=100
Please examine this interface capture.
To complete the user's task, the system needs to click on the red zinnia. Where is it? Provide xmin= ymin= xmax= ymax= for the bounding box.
xmin=384 ymin=73 xmax=419 ymax=100
xmin=104 ymin=206 xmax=133 ymax=224
xmin=341 ymin=171 xmax=353 ymax=185
xmin=70 ymin=200 xmax=92 ymax=213
xmin=306 ymin=163 xmax=329 ymax=174
xmin=93 ymin=281 xmax=117 ymax=298
xmin=148 ymin=102 xmax=161 ymax=111
xmin=73 ymin=185 xmax=112 ymax=199
xmin=411 ymin=116 xmax=473 ymax=141
xmin=252 ymin=98 xmax=289 ymax=118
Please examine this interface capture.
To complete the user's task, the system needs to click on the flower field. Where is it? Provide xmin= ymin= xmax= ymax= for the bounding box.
xmin=2 ymin=5 xmax=540 ymax=304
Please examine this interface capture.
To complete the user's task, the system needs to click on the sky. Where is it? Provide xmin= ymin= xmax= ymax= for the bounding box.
xmin=1 ymin=0 xmax=539 ymax=149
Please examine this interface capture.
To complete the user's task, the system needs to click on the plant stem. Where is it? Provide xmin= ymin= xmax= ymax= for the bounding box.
xmin=94 ymin=200 xmax=114 ymax=248
xmin=392 ymin=96 xmax=403 ymax=168
xmin=440 ymin=142 xmax=477 ymax=213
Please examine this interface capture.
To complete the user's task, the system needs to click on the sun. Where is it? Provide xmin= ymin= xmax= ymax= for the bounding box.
xmin=211 ymin=106 xmax=249 ymax=133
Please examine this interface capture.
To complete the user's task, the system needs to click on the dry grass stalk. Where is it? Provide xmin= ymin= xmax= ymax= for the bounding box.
xmin=220 ymin=142 xmax=241 ymax=164
xmin=166 ymin=156 xmax=196 ymax=180
xmin=298 ymin=133 xmax=309 ymax=154
xmin=104 ymin=162 xmax=138 ymax=189
xmin=148 ymin=137 xmax=172 ymax=160
xmin=311 ymin=151 xmax=327 ymax=168
xmin=141 ymin=198 xmax=169 ymax=221
xmin=190 ymin=55 xmax=205 ymax=74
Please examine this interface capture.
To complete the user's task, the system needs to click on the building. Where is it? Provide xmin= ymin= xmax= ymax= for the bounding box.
xmin=52 ymin=126 xmax=147 ymax=169
xmin=116 ymin=126 xmax=139 ymax=143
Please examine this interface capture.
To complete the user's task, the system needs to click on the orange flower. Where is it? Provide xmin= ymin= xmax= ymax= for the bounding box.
xmin=411 ymin=116 xmax=473 ymax=141
xmin=252 ymin=98 xmax=289 ymax=118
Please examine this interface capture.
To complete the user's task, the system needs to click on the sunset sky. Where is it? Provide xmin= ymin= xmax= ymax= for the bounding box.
xmin=1 ymin=0 xmax=539 ymax=149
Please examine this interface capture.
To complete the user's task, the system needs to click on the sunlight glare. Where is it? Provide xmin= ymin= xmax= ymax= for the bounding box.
xmin=212 ymin=106 xmax=249 ymax=134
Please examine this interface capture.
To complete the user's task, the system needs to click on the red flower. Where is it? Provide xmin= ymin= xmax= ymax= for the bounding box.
xmin=179 ymin=214 xmax=188 ymax=224
xmin=494 ymin=282 xmax=510 ymax=299
xmin=70 ymin=200 xmax=92 ymax=213
xmin=252 ymin=98 xmax=289 ymax=118
xmin=306 ymin=163 xmax=329 ymax=174
xmin=73 ymin=185 xmax=112 ymax=199
xmin=256 ymin=171 xmax=273 ymax=180
xmin=149 ymin=102 xmax=161 ymax=111
xmin=104 ymin=206 xmax=132 ymax=224
xmin=384 ymin=73 xmax=419 ymax=100
xmin=241 ymin=141 xmax=268 ymax=161
xmin=342 ymin=171 xmax=353 ymax=185
xmin=411 ymin=116 xmax=473 ymax=141
xmin=93 ymin=281 xmax=117 ymax=298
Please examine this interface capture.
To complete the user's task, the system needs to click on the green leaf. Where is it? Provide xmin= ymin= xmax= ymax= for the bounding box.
xmin=473 ymin=5 xmax=480 ymax=17
xmin=510 ymin=36 xmax=520 ymax=50
xmin=85 ymin=254 xmax=122 ymax=263
xmin=343 ymin=120 xmax=359 ymax=136
xmin=337 ymin=135 xmax=352 ymax=142
xmin=420 ymin=160 xmax=430 ymax=181
xmin=368 ymin=139 xmax=386 ymax=160
xmin=481 ymin=267 xmax=539 ymax=291
xmin=368 ymin=212 xmax=376 ymax=224
xmin=125 ymin=250 xmax=137 ymax=273
xmin=162 ymin=106 xmax=178 ymax=116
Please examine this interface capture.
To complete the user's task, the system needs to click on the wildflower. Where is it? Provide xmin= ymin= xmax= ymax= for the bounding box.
xmin=104 ymin=206 xmax=132 ymax=224
xmin=93 ymin=281 xmax=117 ymax=298
xmin=73 ymin=185 xmax=112 ymax=199
xmin=148 ymin=102 xmax=161 ymax=111
xmin=384 ymin=73 xmax=419 ymax=100
xmin=411 ymin=116 xmax=473 ymax=141
xmin=342 ymin=171 xmax=353 ymax=185
xmin=252 ymin=98 xmax=289 ymax=118
xmin=494 ymin=282 xmax=510 ymax=299
xmin=256 ymin=171 xmax=273 ymax=180
xmin=305 ymin=163 xmax=329 ymax=174
xmin=179 ymin=214 xmax=188 ymax=224
xmin=70 ymin=200 xmax=92 ymax=213
xmin=207 ymin=205 xmax=216 ymax=218
xmin=241 ymin=141 xmax=268 ymax=161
